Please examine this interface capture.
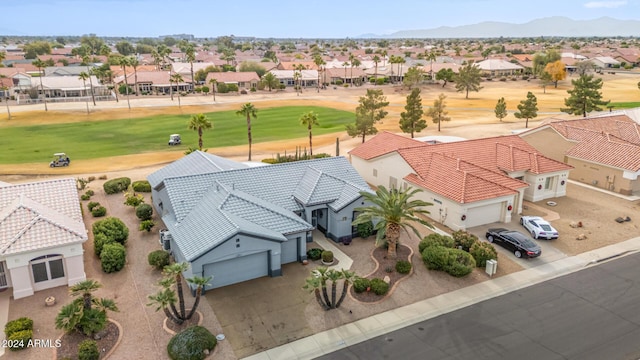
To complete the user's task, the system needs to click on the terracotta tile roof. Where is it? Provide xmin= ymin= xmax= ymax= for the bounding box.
xmin=277 ymin=61 xmax=319 ymax=70
xmin=205 ymin=71 xmax=260 ymax=83
xmin=348 ymin=131 xmax=424 ymax=160
xmin=547 ymin=115 xmax=640 ymax=145
xmin=566 ymin=133 xmax=640 ymax=171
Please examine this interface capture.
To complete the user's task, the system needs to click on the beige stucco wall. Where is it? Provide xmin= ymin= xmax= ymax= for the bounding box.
xmin=520 ymin=127 xmax=576 ymax=163
xmin=524 ymin=171 xmax=569 ymax=202
xmin=568 ymin=158 xmax=636 ymax=195
xmin=350 ymin=153 xmax=415 ymax=189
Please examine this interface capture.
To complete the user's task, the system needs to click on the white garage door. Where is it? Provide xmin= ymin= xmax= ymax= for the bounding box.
xmin=203 ymin=251 xmax=269 ymax=289
xmin=466 ymin=202 xmax=503 ymax=228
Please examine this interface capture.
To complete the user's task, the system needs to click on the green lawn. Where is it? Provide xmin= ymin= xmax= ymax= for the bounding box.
xmin=609 ymin=102 xmax=640 ymax=109
xmin=0 ymin=106 xmax=354 ymax=164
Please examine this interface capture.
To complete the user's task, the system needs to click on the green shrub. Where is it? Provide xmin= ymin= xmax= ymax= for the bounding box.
xmin=124 ymin=194 xmax=144 ymax=207
xmin=395 ymin=260 xmax=412 ymax=274
xmin=136 ymin=203 xmax=153 ymax=221
xmin=375 ymin=77 xmax=386 ymax=85
xmin=85 ymin=190 xmax=95 ymax=196
xmin=88 ymin=176 xmax=96 ymax=182
xmin=80 ymin=194 xmax=91 ymax=201
xmin=167 ymin=326 xmax=217 ymax=360
xmin=217 ymin=82 xmax=229 ymax=93
xmin=369 ymin=278 xmax=389 ymax=295
xmin=87 ymin=201 xmax=100 ymax=211
xmin=7 ymin=329 xmax=32 ymax=351
xmin=418 ymin=233 xmax=455 ymax=253
xmin=132 ymin=180 xmax=152 ymax=192
xmin=139 ymin=220 xmax=155 ymax=232
xmin=422 ymin=245 xmax=451 ymax=271
xmin=452 ymin=230 xmax=478 ymax=252
xmin=470 ymin=241 xmax=498 ymax=267
xmin=148 ymin=250 xmax=170 ymax=270
xmin=93 ymin=233 xmax=112 ymax=257
xmin=352 ymin=277 xmax=370 ymax=293
xmin=447 ymin=250 xmax=476 ymax=277
xmin=100 ymin=242 xmax=126 ymax=273
xmin=92 ymin=217 xmax=129 ymax=246
xmin=91 ymin=206 xmax=107 ymax=217
xmin=78 ymin=339 xmax=99 ymax=360
xmin=321 ymin=250 xmax=334 ymax=263
xmin=103 ymin=177 xmax=131 ymax=194
xmin=422 ymin=246 xmax=475 ymax=277
xmin=306 ymin=248 xmax=323 ymax=261
xmin=76 ymin=308 xmax=107 ymax=336
xmin=357 ymin=221 xmax=374 ymax=238
xmin=4 ymin=317 xmax=33 ymax=337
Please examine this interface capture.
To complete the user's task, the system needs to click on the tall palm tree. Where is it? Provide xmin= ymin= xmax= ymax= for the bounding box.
xmin=128 ymin=55 xmax=140 ymax=96
xmin=299 ymin=111 xmax=319 ymax=155
xmin=184 ymin=44 xmax=196 ymax=93
xmin=104 ymin=69 xmax=118 ymax=102
xmin=208 ymin=78 xmax=217 ymax=101
xmin=426 ymin=49 xmax=437 ymax=81
xmin=236 ymin=103 xmax=258 ymax=161
xmin=170 ymin=72 xmax=183 ymax=104
xmin=261 ymin=72 xmax=278 ymax=92
xmin=388 ymin=55 xmax=398 ymax=83
xmin=163 ymin=262 xmax=189 ymax=321
xmin=372 ymin=55 xmax=381 ymax=85
xmin=380 ymin=49 xmax=388 ymax=66
xmin=187 ymin=113 xmax=212 ymax=150
xmin=342 ymin=61 xmax=349 ymax=85
xmin=348 ymin=53 xmax=355 ymax=87
xmin=2 ymin=86 xmax=10 ymax=120
xmin=78 ymin=71 xmax=90 ymax=114
xmin=352 ymin=186 xmax=433 ymax=258
xmin=31 ymin=58 xmax=48 ymax=111
xmin=293 ymin=63 xmax=306 ymax=96
xmin=82 ymin=55 xmax=96 ymax=105
xmin=335 ymin=269 xmax=356 ymax=308
xmin=398 ymin=56 xmax=406 ymax=84
xmin=185 ymin=276 xmax=212 ymax=320
xmin=115 ymin=55 xmax=131 ymax=109
xmin=351 ymin=58 xmax=362 ymax=86
xmin=313 ymin=55 xmax=325 ymax=92
xmin=70 ymin=279 xmax=102 ymax=311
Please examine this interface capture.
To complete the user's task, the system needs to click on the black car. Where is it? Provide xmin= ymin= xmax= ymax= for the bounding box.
xmin=485 ymin=228 xmax=541 ymax=259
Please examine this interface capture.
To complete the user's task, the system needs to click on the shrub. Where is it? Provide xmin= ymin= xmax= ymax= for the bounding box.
xmin=452 ymin=230 xmax=478 ymax=252
xmin=93 ymin=233 xmax=112 ymax=256
xmin=306 ymin=248 xmax=323 ymax=261
xmin=124 ymin=194 xmax=144 ymax=207
xmin=250 ymin=87 xmax=256 ymax=92
xmin=100 ymin=242 xmax=126 ymax=273
xmin=499 ymin=77 xmax=507 ymax=82
xmin=98 ymin=175 xmax=107 ymax=180
xmin=136 ymin=203 xmax=153 ymax=221
xmin=78 ymin=339 xmax=99 ymax=360
xmin=103 ymin=177 xmax=131 ymax=194
xmin=470 ymin=241 xmax=498 ymax=267
xmin=369 ymin=278 xmax=389 ymax=295
xmin=356 ymin=221 xmax=374 ymax=238
xmin=167 ymin=326 xmax=217 ymax=360
xmin=92 ymin=217 xmax=129 ymax=246
xmin=76 ymin=308 xmax=107 ymax=336
xmin=139 ymin=220 xmax=155 ymax=232
xmin=87 ymin=201 xmax=100 ymax=211
xmin=240 ymin=89 xmax=248 ymax=94
xmin=148 ymin=250 xmax=170 ymax=270
xmin=375 ymin=77 xmax=386 ymax=85
xmin=132 ymin=180 xmax=152 ymax=192
xmin=5 ymin=317 xmax=33 ymax=337
xmin=88 ymin=176 xmax=96 ymax=182
xmin=352 ymin=277 xmax=370 ymax=293
xmin=91 ymin=206 xmax=107 ymax=217
xmin=422 ymin=246 xmax=475 ymax=277
xmin=85 ymin=190 xmax=95 ymax=196
xmin=421 ymin=245 xmax=452 ymax=271
xmin=321 ymin=250 xmax=334 ymax=263
xmin=418 ymin=233 xmax=455 ymax=253
xmin=447 ymin=250 xmax=476 ymax=277
xmin=7 ymin=329 xmax=32 ymax=351
xmin=395 ymin=260 xmax=412 ymax=274
xmin=227 ymin=84 xmax=239 ymax=92
xmin=335 ymin=80 xmax=343 ymax=85
xmin=80 ymin=194 xmax=91 ymax=201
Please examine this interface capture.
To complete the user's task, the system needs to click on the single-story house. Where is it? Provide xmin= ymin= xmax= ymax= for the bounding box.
xmin=114 ymin=71 xmax=191 ymax=95
xmin=324 ymin=67 xmax=367 ymax=85
xmin=591 ymin=56 xmax=620 ymax=69
xmin=349 ymin=132 xmax=572 ymax=230
xmin=520 ymin=114 xmax=640 ymax=195
xmin=475 ymin=59 xmax=524 ymax=77
xmin=147 ymin=152 xmax=372 ymax=290
xmin=269 ymin=69 xmax=318 ymax=88
xmin=205 ymin=71 xmax=260 ymax=91
xmin=17 ymin=75 xmax=110 ymax=104
xmin=0 ymin=178 xmax=88 ymax=299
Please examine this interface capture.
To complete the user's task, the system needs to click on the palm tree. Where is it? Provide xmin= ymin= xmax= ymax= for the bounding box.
xmin=303 ymin=267 xmax=353 ymax=310
xmin=426 ymin=49 xmax=437 ymax=81
xmin=261 ymin=72 xmax=278 ymax=92
xmin=299 ymin=111 xmax=319 ymax=155
xmin=352 ymin=186 xmax=434 ymax=258
xmin=78 ymin=71 xmax=90 ymax=114
xmin=128 ymin=55 xmax=140 ymax=96
xmin=1 ymin=86 xmax=10 ymax=120
xmin=303 ymin=276 xmax=329 ymax=310
xmin=313 ymin=55 xmax=325 ymax=92
xmin=349 ymin=53 xmax=355 ymax=87
xmin=184 ymin=44 xmax=196 ymax=93
xmin=351 ymin=58 xmax=362 ymax=86
xmin=170 ymin=72 xmax=183 ymax=105
xmin=208 ymin=78 xmax=217 ymax=101
xmin=388 ymin=55 xmax=398 ymax=83
xmin=148 ymin=287 xmax=181 ymax=324
xmin=398 ymin=56 xmax=406 ymax=84
xmin=335 ymin=269 xmax=356 ymax=308
xmin=380 ymin=49 xmax=388 ymax=66
xmin=293 ymin=64 xmax=306 ymax=96
xmin=115 ymin=55 xmax=131 ymax=109
xmin=70 ymin=279 xmax=101 ymax=311
xmin=163 ymin=262 xmax=189 ymax=321
xmin=187 ymin=113 xmax=213 ymax=151
xmin=82 ymin=55 xmax=96 ymax=105
xmin=372 ymin=55 xmax=381 ymax=84
xmin=236 ymin=103 xmax=258 ymax=161
xmin=185 ymin=276 xmax=212 ymax=320
xmin=31 ymin=58 xmax=48 ymax=111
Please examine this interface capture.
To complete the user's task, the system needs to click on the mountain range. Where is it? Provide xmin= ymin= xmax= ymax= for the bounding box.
xmin=359 ymin=17 xmax=640 ymax=38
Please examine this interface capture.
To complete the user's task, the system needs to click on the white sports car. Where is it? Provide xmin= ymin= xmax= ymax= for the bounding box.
xmin=520 ymin=216 xmax=559 ymax=239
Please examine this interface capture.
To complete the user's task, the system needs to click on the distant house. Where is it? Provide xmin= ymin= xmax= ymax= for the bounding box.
xmin=591 ymin=56 xmax=620 ymax=69
xmin=0 ymin=178 xmax=88 ymax=299
xmin=269 ymin=69 xmax=318 ymax=88
xmin=147 ymin=152 xmax=372 ymax=290
xmin=205 ymin=71 xmax=260 ymax=91
xmin=18 ymin=75 xmax=110 ymax=104
xmin=114 ymin=71 xmax=191 ymax=95
xmin=475 ymin=59 xmax=524 ymax=77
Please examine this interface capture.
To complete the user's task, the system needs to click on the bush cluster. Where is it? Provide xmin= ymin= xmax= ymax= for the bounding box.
xmin=87 ymin=201 xmax=100 ymax=211
xmin=306 ymin=248 xmax=323 ymax=261
xmin=422 ymin=246 xmax=476 ymax=277
xmin=103 ymin=177 xmax=131 ymax=194
xmin=395 ymin=260 xmax=412 ymax=274
xmin=4 ymin=317 xmax=33 ymax=351
xmin=78 ymin=339 xmax=99 ymax=360
xmin=469 ymin=241 xmax=498 ymax=267
xmin=132 ymin=180 xmax=152 ymax=192
xmin=148 ymin=250 xmax=170 ymax=270
xmin=418 ymin=233 xmax=455 ymax=253
xmin=91 ymin=206 xmax=107 ymax=217
xmin=352 ymin=277 xmax=370 ymax=293
xmin=92 ymin=217 xmax=129 ymax=272
xmin=167 ymin=326 xmax=217 ymax=360
xmin=369 ymin=278 xmax=389 ymax=295
xmin=452 ymin=230 xmax=478 ymax=252
xmin=92 ymin=217 xmax=129 ymax=246
xmin=356 ymin=221 xmax=374 ymax=238
xmin=136 ymin=203 xmax=153 ymax=221
xmin=100 ymin=243 xmax=126 ymax=273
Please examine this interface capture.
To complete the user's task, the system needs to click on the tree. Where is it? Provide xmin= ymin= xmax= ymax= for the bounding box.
xmin=348 ymin=53 xmax=355 ymax=87
xmin=236 ymin=103 xmax=258 ymax=161
xmin=352 ymin=186 xmax=433 ymax=258
xmin=113 ymin=55 xmax=131 ymax=109
xmin=425 ymin=49 xmax=437 ymax=80
xmin=539 ymin=71 xmax=553 ymax=94
xmin=303 ymin=268 xmax=355 ymax=310
xmin=55 ymin=279 xmax=118 ymax=336
xmin=427 ymin=93 xmax=450 ymax=132
xmin=435 ymin=68 xmax=454 ymax=87
xmin=239 ymin=61 xmax=267 ymax=77
xmin=78 ymin=71 xmax=90 ymax=114
xmin=346 ymin=89 xmax=389 ymax=143
xmin=261 ymin=72 xmax=278 ymax=92
xmin=562 ymin=74 xmax=610 ymax=117
xmin=81 ymin=56 xmax=97 ymax=106
xmin=575 ymin=60 xmax=595 ymax=76
xmin=188 ymin=113 xmax=213 ymax=151
xmin=128 ymin=55 xmax=140 ymax=96
xmin=31 ymin=58 xmax=48 ymax=111
xmin=495 ymin=97 xmax=507 ymax=122
xmin=372 ymin=55 xmax=381 ymax=84
xmin=313 ymin=55 xmax=326 ymax=92
xmin=183 ymin=43 xmax=196 ymax=93
xmin=1 ymin=85 xmax=10 ymax=120
xmin=300 ymin=111 xmax=319 ymax=155
xmin=399 ymin=88 xmax=426 ymax=138
xmin=208 ymin=78 xmax=217 ymax=101
xmin=293 ymin=64 xmax=305 ymax=95
xmin=170 ymin=73 xmax=183 ymax=105
xmin=115 ymin=41 xmax=135 ymax=56
xmin=455 ymin=62 xmax=483 ymax=99
xmin=514 ymin=91 xmax=538 ymax=128
xmin=403 ymin=66 xmax=424 ymax=89
xmin=544 ymin=60 xmax=566 ymax=88
xmin=351 ymin=58 xmax=362 ymax=86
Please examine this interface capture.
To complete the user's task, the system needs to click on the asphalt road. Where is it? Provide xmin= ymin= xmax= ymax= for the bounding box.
xmin=317 ymin=252 xmax=640 ymax=360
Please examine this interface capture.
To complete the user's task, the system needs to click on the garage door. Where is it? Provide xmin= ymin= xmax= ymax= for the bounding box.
xmin=281 ymin=238 xmax=299 ymax=264
xmin=466 ymin=203 xmax=503 ymax=228
xmin=204 ymin=251 xmax=269 ymax=289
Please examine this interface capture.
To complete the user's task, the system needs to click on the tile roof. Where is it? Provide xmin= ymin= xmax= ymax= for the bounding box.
xmin=148 ymin=151 xmax=248 ymax=188
xmin=205 ymin=71 xmax=260 ymax=84
xmin=0 ymin=178 xmax=87 ymax=256
xmin=545 ymin=115 xmax=640 ymax=145
xmin=566 ymin=133 xmax=640 ymax=171
xmin=348 ymin=131 xmax=424 ymax=160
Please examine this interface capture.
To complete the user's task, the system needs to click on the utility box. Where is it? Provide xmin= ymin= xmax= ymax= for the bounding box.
xmin=486 ymin=259 xmax=498 ymax=277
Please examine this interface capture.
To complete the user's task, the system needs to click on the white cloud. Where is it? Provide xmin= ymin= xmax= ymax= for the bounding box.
xmin=584 ymin=1 xmax=627 ymax=8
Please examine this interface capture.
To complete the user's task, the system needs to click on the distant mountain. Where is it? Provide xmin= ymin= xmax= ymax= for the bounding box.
xmin=359 ymin=17 xmax=640 ymax=38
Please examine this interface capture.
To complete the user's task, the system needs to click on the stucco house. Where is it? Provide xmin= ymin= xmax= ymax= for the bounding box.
xmin=268 ymin=69 xmax=318 ymax=88
xmin=147 ymin=152 xmax=372 ymax=290
xmin=520 ymin=114 xmax=640 ymax=195
xmin=0 ymin=178 xmax=88 ymax=299
xmin=349 ymin=132 xmax=572 ymax=230
xmin=475 ymin=59 xmax=524 ymax=77
xmin=205 ymin=71 xmax=260 ymax=91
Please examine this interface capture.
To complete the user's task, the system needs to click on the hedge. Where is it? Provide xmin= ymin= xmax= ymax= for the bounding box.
xmin=103 ymin=177 xmax=131 ymax=194
xmin=306 ymin=248 xmax=323 ymax=261
xmin=422 ymin=246 xmax=476 ymax=277
xmin=418 ymin=233 xmax=455 ymax=253
xmin=167 ymin=326 xmax=217 ymax=360
xmin=92 ymin=217 xmax=129 ymax=246
xmin=132 ymin=180 xmax=152 ymax=192
xmin=7 ymin=329 xmax=32 ymax=351
xmin=4 ymin=317 xmax=33 ymax=337
xmin=100 ymin=242 xmax=126 ymax=273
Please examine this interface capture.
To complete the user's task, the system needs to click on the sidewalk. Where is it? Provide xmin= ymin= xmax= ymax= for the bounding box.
xmin=244 ymin=236 xmax=640 ymax=360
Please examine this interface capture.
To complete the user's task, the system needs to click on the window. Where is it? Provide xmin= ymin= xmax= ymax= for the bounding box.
xmin=389 ymin=176 xmax=397 ymax=189
xmin=30 ymin=255 xmax=65 ymax=283
xmin=545 ymin=177 xmax=554 ymax=190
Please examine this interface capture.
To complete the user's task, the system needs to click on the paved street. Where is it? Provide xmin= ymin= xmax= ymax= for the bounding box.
xmin=317 ymin=251 xmax=640 ymax=360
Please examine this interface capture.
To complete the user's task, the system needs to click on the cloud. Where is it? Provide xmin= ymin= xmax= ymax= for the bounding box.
xmin=584 ymin=1 xmax=627 ymax=8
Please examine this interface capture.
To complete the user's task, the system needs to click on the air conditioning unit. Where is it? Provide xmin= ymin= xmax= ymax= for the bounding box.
xmin=159 ymin=229 xmax=172 ymax=251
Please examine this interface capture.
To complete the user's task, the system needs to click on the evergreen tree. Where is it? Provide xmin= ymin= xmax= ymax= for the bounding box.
xmin=495 ymin=97 xmax=507 ymax=122
xmin=399 ymin=88 xmax=426 ymax=138
xmin=426 ymin=93 xmax=450 ymax=132
xmin=514 ymin=91 xmax=538 ymax=128
xmin=562 ymin=74 xmax=610 ymax=117
xmin=346 ymin=89 xmax=389 ymax=143
xmin=454 ymin=62 xmax=483 ymax=99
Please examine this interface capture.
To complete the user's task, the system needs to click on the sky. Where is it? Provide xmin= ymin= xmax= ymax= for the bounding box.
xmin=1 ymin=0 xmax=638 ymax=38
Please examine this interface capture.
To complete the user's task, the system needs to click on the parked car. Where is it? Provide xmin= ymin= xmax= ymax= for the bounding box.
xmin=485 ymin=228 xmax=541 ymax=259
xmin=520 ymin=216 xmax=559 ymax=239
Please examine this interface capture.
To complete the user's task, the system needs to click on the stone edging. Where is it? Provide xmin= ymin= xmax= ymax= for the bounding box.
xmin=53 ymin=318 xmax=123 ymax=360
xmin=347 ymin=244 xmax=415 ymax=305
xmin=162 ymin=310 xmax=204 ymax=335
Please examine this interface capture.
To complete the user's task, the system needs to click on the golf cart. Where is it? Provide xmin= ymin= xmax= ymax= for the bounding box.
xmin=168 ymin=134 xmax=181 ymax=146
xmin=50 ymin=153 xmax=70 ymax=168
